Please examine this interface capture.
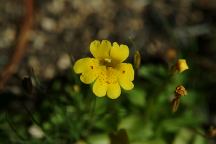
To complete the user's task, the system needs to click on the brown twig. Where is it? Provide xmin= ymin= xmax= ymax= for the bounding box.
xmin=0 ymin=0 xmax=34 ymax=90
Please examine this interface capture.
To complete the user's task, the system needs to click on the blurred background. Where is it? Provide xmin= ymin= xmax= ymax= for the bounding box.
xmin=0 ymin=0 xmax=216 ymax=143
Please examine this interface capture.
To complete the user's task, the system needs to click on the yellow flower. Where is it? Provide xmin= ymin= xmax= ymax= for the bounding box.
xmin=73 ymin=40 xmax=134 ymax=99
xmin=176 ymin=59 xmax=189 ymax=73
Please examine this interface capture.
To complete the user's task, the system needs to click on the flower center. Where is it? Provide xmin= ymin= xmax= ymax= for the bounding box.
xmin=106 ymin=67 xmax=118 ymax=84
xmin=101 ymin=58 xmax=114 ymax=67
xmin=104 ymin=58 xmax=112 ymax=63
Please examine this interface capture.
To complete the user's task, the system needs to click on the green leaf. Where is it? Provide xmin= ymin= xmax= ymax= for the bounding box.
xmin=127 ymin=87 xmax=146 ymax=107
xmin=193 ymin=134 xmax=207 ymax=144
xmin=173 ymin=128 xmax=193 ymax=144
xmin=87 ymin=134 xmax=109 ymax=144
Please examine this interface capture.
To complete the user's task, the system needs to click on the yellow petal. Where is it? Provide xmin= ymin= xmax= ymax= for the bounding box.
xmin=73 ymin=58 xmax=99 ymax=74
xmin=110 ymin=42 xmax=129 ymax=63
xmin=119 ymin=77 xmax=134 ymax=90
xmin=92 ymin=66 xmax=107 ymax=97
xmin=107 ymin=83 xmax=121 ymax=99
xmin=73 ymin=58 xmax=90 ymax=73
xmin=117 ymin=63 xmax=134 ymax=90
xmin=117 ymin=63 xmax=134 ymax=81
xmin=176 ymin=59 xmax=189 ymax=73
xmin=93 ymin=79 xmax=107 ymax=97
xmin=80 ymin=70 xmax=98 ymax=84
xmin=90 ymin=40 xmax=111 ymax=59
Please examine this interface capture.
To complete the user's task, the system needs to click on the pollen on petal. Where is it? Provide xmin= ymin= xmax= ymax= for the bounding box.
xmin=106 ymin=67 xmax=118 ymax=83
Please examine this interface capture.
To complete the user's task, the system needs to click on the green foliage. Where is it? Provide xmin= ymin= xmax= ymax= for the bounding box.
xmin=0 ymin=64 xmax=208 ymax=143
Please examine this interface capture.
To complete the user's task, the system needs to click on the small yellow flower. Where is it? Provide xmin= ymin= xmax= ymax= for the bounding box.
xmin=73 ymin=40 xmax=134 ymax=99
xmin=176 ymin=59 xmax=189 ymax=73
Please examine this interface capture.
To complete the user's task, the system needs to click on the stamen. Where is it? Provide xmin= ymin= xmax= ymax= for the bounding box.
xmin=104 ymin=58 xmax=112 ymax=63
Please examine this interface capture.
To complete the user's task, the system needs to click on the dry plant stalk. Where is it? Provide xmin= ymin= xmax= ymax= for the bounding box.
xmin=0 ymin=0 xmax=34 ymax=90
xmin=172 ymin=85 xmax=187 ymax=112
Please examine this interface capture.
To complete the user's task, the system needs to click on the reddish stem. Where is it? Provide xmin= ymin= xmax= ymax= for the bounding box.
xmin=0 ymin=0 xmax=34 ymax=90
